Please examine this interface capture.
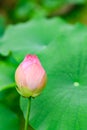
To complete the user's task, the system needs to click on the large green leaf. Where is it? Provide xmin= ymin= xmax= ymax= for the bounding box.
xmin=28 ymin=25 xmax=87 ymax=130
xmin=0 ymin=103 xmax=19 ymax=130
xmin=0 ymin=18 xmax=71 ymax=61
xmin=1 ymin=18 xmax=87 ymax=130
xmin=20 ymin=23 xmax=87 ymax=130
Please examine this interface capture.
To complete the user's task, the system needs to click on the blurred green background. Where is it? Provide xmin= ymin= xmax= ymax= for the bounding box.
xmin=0 ymin=0 xmax=87 ymax=37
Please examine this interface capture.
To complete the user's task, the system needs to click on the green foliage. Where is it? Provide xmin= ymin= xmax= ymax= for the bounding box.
xmin=41 ymin=0 xmax=84 ymax=10
xmin=13 ymin=0 xmax=35 ymax=22
xmin=0 ymin=103 xmax=19 ymax=130
xmin=0 ymin=56 xmax=18 ymax=91
xmin=12 ymin=0 xmax=86 ymax=22
xmin=0 ymin=15 xmax=6 ymax=37
xmin=0 ymin=0 xmax=86 ymax=24
xmin=0 ymin=18 xmax=69 ymax=58
xmin=0 ymin=18 xmax=87 ymax=130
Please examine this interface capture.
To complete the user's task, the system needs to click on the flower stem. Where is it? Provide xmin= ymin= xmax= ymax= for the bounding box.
xmin=24 ymin=97 xmax=31 ymax=130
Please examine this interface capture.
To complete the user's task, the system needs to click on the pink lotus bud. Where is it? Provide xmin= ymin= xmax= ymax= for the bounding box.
xmin=15 ymin=54 xmax=47 ymax=97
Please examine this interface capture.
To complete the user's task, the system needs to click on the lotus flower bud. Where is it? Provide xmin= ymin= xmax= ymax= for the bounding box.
xmin=15 ymin=54 xmax=47 ymax=97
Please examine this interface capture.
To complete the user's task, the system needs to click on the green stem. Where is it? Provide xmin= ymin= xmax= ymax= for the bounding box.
xmin=24 ymin=97 xmax=31 ymax=130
